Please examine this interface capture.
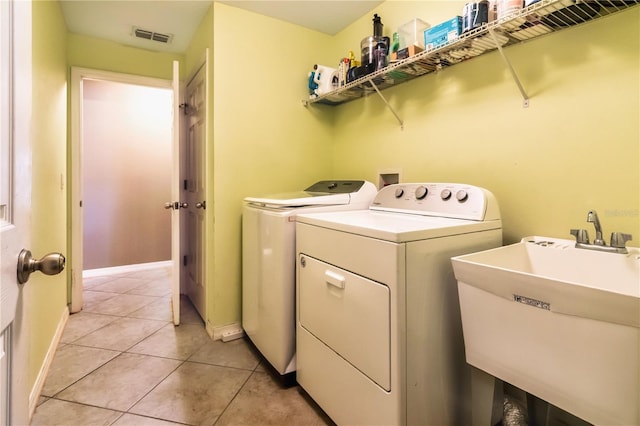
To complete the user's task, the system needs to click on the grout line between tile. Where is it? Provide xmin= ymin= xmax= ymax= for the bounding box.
xmin=122 ymin=357 xmax=187 ymax=418
xmin=209 ymin=369 xmax=256 ymax=425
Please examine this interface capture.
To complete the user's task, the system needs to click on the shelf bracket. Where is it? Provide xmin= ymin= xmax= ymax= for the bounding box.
xmin=489 ymin=28 xmax=530 ymax=108
xmin=369 ymin=80 xmax=404 ymax=129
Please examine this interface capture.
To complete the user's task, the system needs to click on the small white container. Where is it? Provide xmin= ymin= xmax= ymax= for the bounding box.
xmin=398 ymin=18 xmax=430 ymax=49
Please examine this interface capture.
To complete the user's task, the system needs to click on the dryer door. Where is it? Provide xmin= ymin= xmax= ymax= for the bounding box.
xmin=298 ymin=255 xmax=390 ymax=391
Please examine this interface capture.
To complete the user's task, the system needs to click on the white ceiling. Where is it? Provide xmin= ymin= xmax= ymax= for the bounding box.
xmin=60 ymin=1 xmax=384 ymax=54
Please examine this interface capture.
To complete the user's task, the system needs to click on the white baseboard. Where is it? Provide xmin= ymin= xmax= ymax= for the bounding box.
xmin=83 ymin=260 xmax=171 ymax=278
xmin=211 ymin=322 xmax=244 ymax=342
xmin=29 ymin=306 xmax=69 ymax=419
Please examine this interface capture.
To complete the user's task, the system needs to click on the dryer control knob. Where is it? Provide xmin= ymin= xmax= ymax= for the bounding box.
xmin=456 ymin=189 xmax=468 ymax=202
xmin=441 ymin=189 xmax=452 ymax=200
xmin=415 ymin=186 xmax=428 ymax=200
xmin=394 ymin=188 xmax=404 ymax=198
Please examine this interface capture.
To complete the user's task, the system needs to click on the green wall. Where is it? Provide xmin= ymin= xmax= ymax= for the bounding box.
xmin=210 ymin=3 xmax=335 ymax=328
xmin=67 ymin=33 xmax=184 ymax=79
xmin=30 ymin=0 xmax=68 ymax=399
xmin=329 ymin=2 xmax=639 ymax=244
xmin=185 ymin=3 xmax=213 ymax=78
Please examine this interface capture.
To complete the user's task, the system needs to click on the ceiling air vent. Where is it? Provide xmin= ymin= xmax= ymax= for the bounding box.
xmin=133 ymin=27 xmax=173 ymax=44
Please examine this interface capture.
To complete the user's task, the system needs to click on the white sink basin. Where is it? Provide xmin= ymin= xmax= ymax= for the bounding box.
xmin=452 ymin=236 xmax=640 ymax=425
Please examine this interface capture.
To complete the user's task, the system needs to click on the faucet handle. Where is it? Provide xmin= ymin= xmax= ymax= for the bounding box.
xmin=570 ymin=229 xmax=589 ymax=244
xmin=610 ymin=232 xmax=632 ymax=249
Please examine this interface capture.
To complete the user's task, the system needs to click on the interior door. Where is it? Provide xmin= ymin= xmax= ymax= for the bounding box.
xmin=1 ymin=1 xmax=31 ymax=423
xmin=183 ymin=56 xmax=207 ymax=320
xmin=170 ymin=60 xmax=181 ymax=325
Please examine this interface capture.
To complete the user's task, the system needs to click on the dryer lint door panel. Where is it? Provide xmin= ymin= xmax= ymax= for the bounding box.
xmin=298 ymin=254 xmax=391 ymax=390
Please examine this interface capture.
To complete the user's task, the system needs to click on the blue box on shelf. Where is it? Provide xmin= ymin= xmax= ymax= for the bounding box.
xmin=423 ymin=16 xmax=463 ymax=51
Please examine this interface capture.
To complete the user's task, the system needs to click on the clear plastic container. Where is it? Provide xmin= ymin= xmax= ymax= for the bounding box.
xmin=398 ymin=18 xmax=430 ymax=49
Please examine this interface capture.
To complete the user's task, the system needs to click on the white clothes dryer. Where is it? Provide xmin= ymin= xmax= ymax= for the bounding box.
xmin=295 ymin=183 xmax=502 ymax=425
xmin=242 ymin=180 xmax=377 ymax=376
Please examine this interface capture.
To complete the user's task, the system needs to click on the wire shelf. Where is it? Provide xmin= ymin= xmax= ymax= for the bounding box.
xmin=305 ymin=0 xmax=639 ymax=106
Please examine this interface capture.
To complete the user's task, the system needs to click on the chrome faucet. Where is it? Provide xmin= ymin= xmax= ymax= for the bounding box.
xmin=586 ymin=210 xmax=605 ymax=245
xmin=570 ymin=209 xmax=633 ymax=254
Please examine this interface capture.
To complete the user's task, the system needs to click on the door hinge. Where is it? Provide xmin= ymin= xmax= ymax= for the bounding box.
xmin=179 ymin=103 xmax=190 ymax=115
xmin=183 ymin=255 xmax=188 ymax=267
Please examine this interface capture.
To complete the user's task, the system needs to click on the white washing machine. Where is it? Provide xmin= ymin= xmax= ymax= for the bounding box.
xmin=295 ymin=182 xmax=502 ymax=425
xmin=242 ymin=180 xmax=377 ymax=376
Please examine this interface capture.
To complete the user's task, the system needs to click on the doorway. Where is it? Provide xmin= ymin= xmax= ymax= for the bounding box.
xmin=70 ymin=68 xmax=183 ymax=318
xmin=81 ymin=79 xmax=172 ymax=271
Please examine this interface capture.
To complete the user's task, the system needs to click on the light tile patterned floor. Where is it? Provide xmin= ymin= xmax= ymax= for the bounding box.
xmin=31 ymin=266 xmax=333 ymax=426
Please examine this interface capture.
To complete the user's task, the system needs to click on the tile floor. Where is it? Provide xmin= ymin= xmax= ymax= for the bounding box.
xmin=31 ymin=266 xmax=334 ymax=426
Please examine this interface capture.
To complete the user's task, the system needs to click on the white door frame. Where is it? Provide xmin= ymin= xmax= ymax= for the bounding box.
xmin=170 ymin=60 xmax=181 ymax=325
xmin=69 ymin=68 xmax=175 ymax=312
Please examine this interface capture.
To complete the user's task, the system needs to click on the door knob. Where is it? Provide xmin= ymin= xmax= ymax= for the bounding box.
xmin=195 ymin=201 xmax=206 ymax=209
xmin=17 ymin=249 xmax=66 ymax=284
xmin=164 ymin=202 xmax=188 ymax=210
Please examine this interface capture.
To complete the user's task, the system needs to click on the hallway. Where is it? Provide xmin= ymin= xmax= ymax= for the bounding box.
xmin=31 ymin=266 xmax=332 ymax=425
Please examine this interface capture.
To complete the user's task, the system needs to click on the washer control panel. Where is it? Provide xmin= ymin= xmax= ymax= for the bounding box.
xmin=370 ymin=183 xmax=500 ymax=221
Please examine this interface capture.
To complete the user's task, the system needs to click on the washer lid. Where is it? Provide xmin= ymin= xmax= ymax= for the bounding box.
xmin=245 ymin=192 xmax=351 ymax=207
xmin=244 ymin=180 xmax=374 ymax=208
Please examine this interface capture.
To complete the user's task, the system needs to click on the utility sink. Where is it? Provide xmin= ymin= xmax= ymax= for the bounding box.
xmin=452 ymin=237 xmax=640 ymax=426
